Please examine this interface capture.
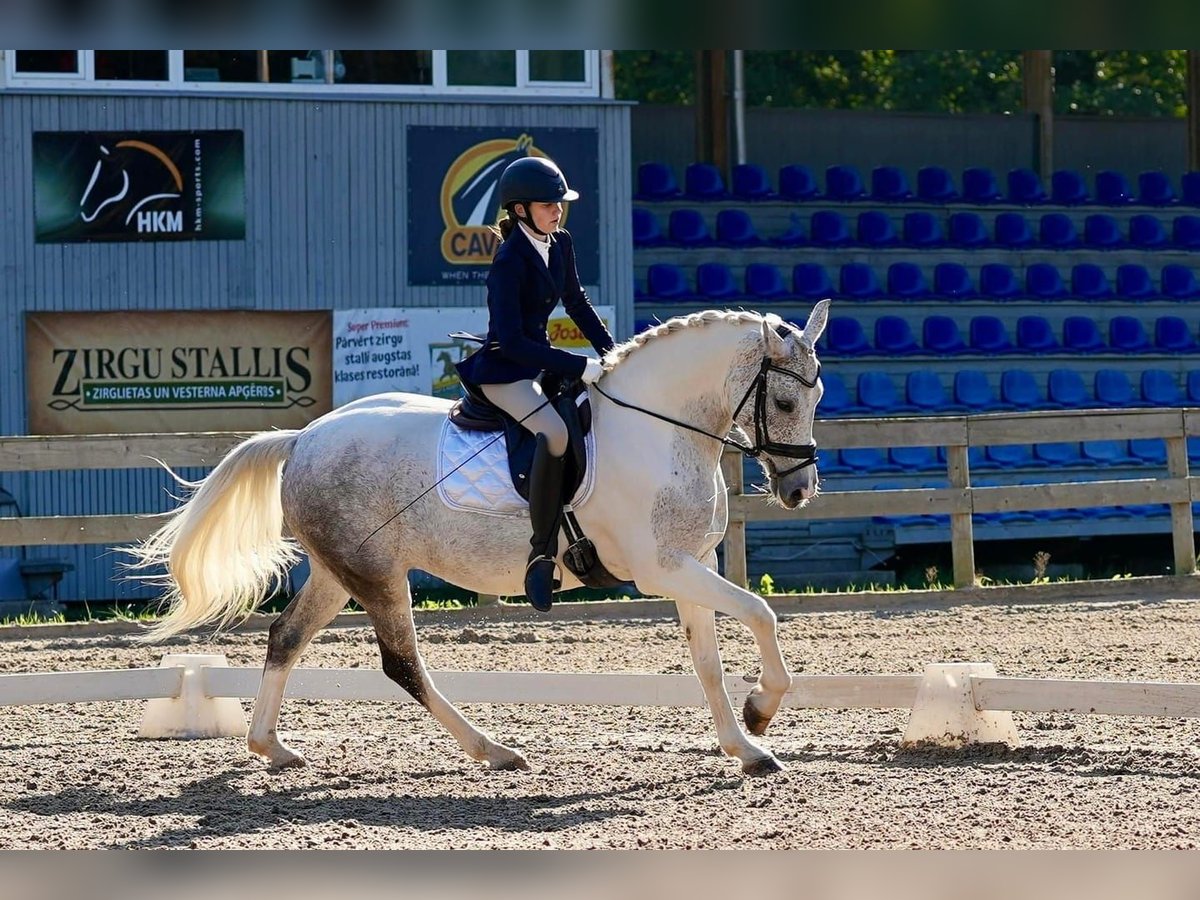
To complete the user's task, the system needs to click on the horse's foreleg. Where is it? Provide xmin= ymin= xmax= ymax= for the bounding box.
xmin=248 ymin=561 xmax=348 ymax=768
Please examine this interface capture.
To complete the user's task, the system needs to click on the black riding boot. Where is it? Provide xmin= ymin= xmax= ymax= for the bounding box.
xmin=524 ymin=434 xmax=565 ymax=612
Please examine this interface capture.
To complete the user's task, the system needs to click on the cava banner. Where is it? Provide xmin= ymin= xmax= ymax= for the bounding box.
xmin=26 ymin=311 xmax=332 ymax=435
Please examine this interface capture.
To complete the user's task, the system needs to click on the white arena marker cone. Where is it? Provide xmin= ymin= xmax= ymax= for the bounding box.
xmin=901 ymin=662 xmax=1019 ymax=748
xmin=138 ymin=654 xmax=247 ymax=740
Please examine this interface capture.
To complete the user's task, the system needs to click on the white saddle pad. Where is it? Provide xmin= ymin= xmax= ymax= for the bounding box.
xmin=436 ymin=418 xmax=597 ymax=518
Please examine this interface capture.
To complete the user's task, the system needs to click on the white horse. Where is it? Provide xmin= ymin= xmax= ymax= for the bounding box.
xmin=130 ymin=301 xmax=830 ymax=776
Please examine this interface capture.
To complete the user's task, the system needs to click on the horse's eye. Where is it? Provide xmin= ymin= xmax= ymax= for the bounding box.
xmin=774 ymin=397 xmax=795 ymax=414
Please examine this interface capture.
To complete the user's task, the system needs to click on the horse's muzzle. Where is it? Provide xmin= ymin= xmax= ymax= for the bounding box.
xmin=779 ymin=466 xmax=819 ymax=509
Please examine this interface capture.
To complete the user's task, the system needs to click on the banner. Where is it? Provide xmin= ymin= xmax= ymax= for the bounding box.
xmin=406 ymin=126 xmax=599 ymax=286
xmin=333 ymin=306 xmax=614 ymax=407
xmin=33 ymin=130 xmax=245 ymax=243
xmin=26 ymin=311 xmax=331 ymax=435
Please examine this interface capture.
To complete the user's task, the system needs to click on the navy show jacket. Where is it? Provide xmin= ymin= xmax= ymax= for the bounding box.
xmin=455 ymin=227 xmax=615 ymax=386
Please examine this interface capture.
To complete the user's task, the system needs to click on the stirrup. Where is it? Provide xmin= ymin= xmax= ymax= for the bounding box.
xmin=524 ymin=555 xmax=561 ymax=612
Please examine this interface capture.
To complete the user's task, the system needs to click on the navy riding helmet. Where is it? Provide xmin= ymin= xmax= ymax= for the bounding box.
xmin=498 ymin=157 xmax=579 ymax=218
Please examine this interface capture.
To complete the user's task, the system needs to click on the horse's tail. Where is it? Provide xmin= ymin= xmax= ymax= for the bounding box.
xmin=127 ymin=430 xmax=302 ymax=642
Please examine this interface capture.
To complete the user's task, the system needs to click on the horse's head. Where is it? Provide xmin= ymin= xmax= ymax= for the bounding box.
xmin=79 ymin=145 xmax=130 ymax=224
xmin=751 ymin=299 xmax=829 ymax=509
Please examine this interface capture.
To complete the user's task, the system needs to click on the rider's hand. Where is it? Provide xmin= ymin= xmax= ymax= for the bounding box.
xmin=580 ymin=358 xmax=605 ymax=385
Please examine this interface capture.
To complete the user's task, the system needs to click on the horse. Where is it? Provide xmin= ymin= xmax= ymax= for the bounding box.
xmin=128 ymin=301 xmax=830 ymax=776
xmin=79 ymin=140 xmax=182 ymax=228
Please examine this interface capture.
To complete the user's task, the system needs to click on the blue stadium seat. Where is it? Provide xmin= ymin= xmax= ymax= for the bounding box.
xmin=1129 ymin=214 xmax=1168 ymax=248
xmin=632 ymin=207 xmax=664 ymax=247
xmin=857 ymin=372 xmax=908 ymax=413
xmin=1051 ymin=169 xmax=1089 ymax=205
xmin=667 ymin=208 xmax=713 ymax=246
xmin=731 ymin=163 xmax=774 ymax=201
xmin=1034 ymin=442 xmax=1084 ymax=466
xmin=1138 ymin=171 xmax=1176 ymax=206
xmin=1110 ymin=316 xmax=1153 ymax=353
xmin=903 ymin=211 xmax=945 ymax=247
xmin=745 ymin=263 xmax=789 ymax=300
xmin=987 ymin=443 xmax=1038 ymax=468
xmin=1142 ymin=369 xmax=1184 ymax=406
xmin=923 ymin=315 xmax=967 ymax=354
xmin=841 ymin=448 xmax=899 ymax=472
xmin=826 ymin=165 xmax=866 ymax=201
xmin=980 ymin=263 xmax=1021 ymax=300
xmin=889 ymin=446 xmax=941 ymax=472
xmin=1071 ymin=263 xmax=1113 ymax=299
xmin=907 ymin=370 xmax=958 ymax=412
xmin=1082 ymin=440 xmax=1134 ymax=466
xmin=839 ymin=263 xmax=882 ymax=299
xmin=962 ymin=166 xmax=1002 ymax=203
xmin=1084 ymin=214 xmax=1123 ymax=249
xmin=857 ymin=210 xmax=898 ymax=246
xmin=793 ymin=263 xmax=833 ymax=299
xmin=1047 ymin=368 xmax=1091 ymax=408
xmin=811 ymin=210 xmax=852 ymax=246
xmin=1173 ymin=215 xmax=1200 ymax=249
xmin=696 ymin=262 xmax=740 ymax=300
xmin=824 ymin=316 xmax=872 ymax=356
xmin=888 ymin=262 xmax=930 ymax=299
xmin=771 ymin=212 xmax=807 ymax=247
xmin=934 ymin=262 xmax=974 ymax=299
xmin=1183 ymin=172 xmax=1200 ymax=206
xmin=917 ymin=165 xmax=958 ymax=203
xmin=1162 ymin=264 xmax=1200 ymax=300
xmin=994 ymin=212 xmax=1034 ymax=248
xmin=647 ymin=263 xmax=691 ymax=300
xmin=1040 ymin=213 xmax=1080 ymax=248
xmin=1116 ymin=264 xmax=1155 ymax=300
xmin=778 ymin=164 xmax=819 ymax=201
xmin=636 ymin=162 xmax=681 ymax=200
xmin=1062 ymin=315 xmax=1105 ymax=352
xmin=1189 ymin=369 xmax=1200 ymax=404
xmin=969 ymin=315 xmax=1014 ymax=354
xmin=1007 ymin=167 xmax=1047 ymax=204
xmin=1094 ymin=369 xmax=1136 ymax=407
xmin=1130 ymin=438 xmax=1167 ymax=465
xmin=949 ymin=212 xmax=989 ymax=248
xmin=818 ymin=372 xmax=855 ymax=416
xmin=715 ymin=208 xmax=762 ymax=247
xmin=1095 ymin=170 xmax=1135 ymax=205
xmin=818 ymin=449 xmax=853 ymax=475
xmin=871 ymin=165 xmax=912 ymax=202
xmin=874 ymin=315 xmax=920 ymax=355
xmin=1155 ymin=315 xmax=1197 ymax=352
xmin=1016 ymin=315 xmax=1059 ymax=353
xmin=954 ymin=369 xmax=1004 ymax=411
xmin=1026 ymin=263 xmax=1067 ymax=299
xmin=684 ymin=162 xmax=728 ymax=200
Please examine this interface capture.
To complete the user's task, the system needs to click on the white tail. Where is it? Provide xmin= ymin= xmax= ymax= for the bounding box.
xmin=127 ymin=430 xmax=301 ymax=641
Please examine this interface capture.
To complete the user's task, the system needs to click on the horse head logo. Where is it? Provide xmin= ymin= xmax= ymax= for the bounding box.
xmin=79 ymin=140 xmax=184 ymax=229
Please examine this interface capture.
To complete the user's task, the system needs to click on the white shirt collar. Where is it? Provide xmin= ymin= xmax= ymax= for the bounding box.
xmin=518 ymin=221 xmax=551 ymax=267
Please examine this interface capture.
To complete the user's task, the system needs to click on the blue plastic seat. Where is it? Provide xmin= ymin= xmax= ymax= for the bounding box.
xmin=1130 ymin=438 xmax=1167 ymax=465
xmin=902 ymin=211 xmax=945 ymax=247
xmin=771 ymin=212 xmax=807 ymax=247
xmin=1094 ymin=369 xmax=1136 ymax=407
xmin=1007 ymin=168 xmax=1047 ymax=204
xmin=1047 ymin=368 xmax=1091 ymax=407
xmin=954 ymin=369 xmax=1003 ymax=410
xmin=980 ymin=263 xmax=1021 ymax=300
xmin=1072 ymin=263 xmax=1113 ymax=299
xmin=778 ymin=164 xmax=819 ymax=201
xmin=1062 ymin=316 xmax=1105 ymax=353
xmin=647 ymin=263 xmax=691 ymax=300
xmin=826 ymin=165 xmax=866 ymax=201
xmin=890 ymin=446 xmax=940 ymax=471
xmin=839 ymin=263 xmax=882 ymax=299
xmin=731 ymin=163 xmax=774 ymax=201
xmin=818 ymin=372 xmax=854 ymax=416
xmin=1051 ymin=169 xmax=1089 ymax=205
xmin=995 ymin=212 xmax=1035 ymax=248
xmin=636 ymin=162 xmax=681 ymax=200
xmin=745 ymin=263 xmax=789 ymax=300
xmin=1109 ymin=316 xmax=1153 ymax=353
xmin=1016 ymin=315 xmax=1059 ymax=353
xmin=1035 ymin=442 xmax=1084 ymax=466
xmin=934 ymin=262 xmax=974 ymax=298
xmin=1040 ymin=213 xmax=1080 ymax=248
xmin=1026 ymin=263 xmax=1067 ymax=299
xmin=907 ymin=371 xmax=956 ymax=412
xmin=1138 ymin=171 xmax=1176 ymax=206
xmin=874 ymin=315 xmax=920 ymax=355
xmin=841 ymin=447 xmax=898 ymax=472
xmin=871 ymin=165 xmax=912 ymax=202
xmin=1155 ymin=315 xmax=1197 ymax=352
xmin=1173 ymin=215 xmax=1200 ymax=249
xmin=987 ymin=443 xmax=1038 ymax=468
xmin=632 ymin=207 xmax=664 ymax=247
xmin=969 ymin=315 xmax=1014 ymax=354
xmin=793 ymin=263 xmax=833 ymax=299
xmin=917 ymin=166 xmax=958 ymax=203
xmin=857 ymin=210 xmax=898 ymax=246
xmin=1116 ymin=264 xmax=1155 ymax=300
xmin=715 ymin=208 xmax=761 ymax=247
xmin=1162 ymin=264 xmax=1200 ymax=299
xmin=1183 ymin=172 xmax=1200 ymax=206
xmin=1084 ymin=214 xmax=1123 ymax=249
xmin=1129 ymin=214 xmax=1168 ymax=248
xmin=949 ymin=212 xmax=989 ymax=248
xmin=923 ymin=315 xmax=967 ymax=354
xmin=667 ymin=208 xmax=713 ymax=246
xmin=1188 ymin=369 xmax=1200 ymax=404
xmin=824 ymin=316 xmax=871 ymax=356
xmin=857 ymin=372 xmax=906 ymax=413
xmin=684 ymin=162 xmax=727 ymax=200
xmin=696 ymin=262 xmax=740 ymax=300
xmin=1082 ymin=440 xmax=1133 ymax=466
xmin=1096 ymin=170 xmax=1135 ymax=205
xmin=962 ymin=166 xmax=1002 ymax=203
xmin=1142 ymin=369 xmax=1184 ymax=406
xmin=811 ymin=210 xmax=852 ymax=246
xmin=888 ymin=262 xmax=929 ymax=299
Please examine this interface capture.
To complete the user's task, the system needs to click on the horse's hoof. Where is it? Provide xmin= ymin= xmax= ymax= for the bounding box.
xmin=268 ymin=752 xmax=307 ymax=770
xmin=743 ymin=694 xmax=772 ymax=736
xmin=490 ymin=750 xmax=530 ymax=771
xmin=742 ymin=754 xmax=784 ymax=776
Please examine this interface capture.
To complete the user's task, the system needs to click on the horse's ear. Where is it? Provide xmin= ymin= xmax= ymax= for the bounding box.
xmin=760 ymin=314 xmax=789 ymax=361
xmin=798 ymin=299 xmax=830 ymax=351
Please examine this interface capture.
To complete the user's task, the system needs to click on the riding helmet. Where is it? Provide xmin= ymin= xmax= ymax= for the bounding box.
xmin=497 ymin=156 xmax=579 ymax=208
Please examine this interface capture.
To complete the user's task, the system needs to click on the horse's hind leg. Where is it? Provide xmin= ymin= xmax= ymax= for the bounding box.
xmin=247 ymin=559 xmax=348 ymax=768
xmin=359 ymin=573 xmax=530 ymax=771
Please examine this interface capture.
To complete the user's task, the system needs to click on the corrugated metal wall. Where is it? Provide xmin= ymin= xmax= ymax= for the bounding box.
xmin=0 ymin=92 xmax=632 ymax=600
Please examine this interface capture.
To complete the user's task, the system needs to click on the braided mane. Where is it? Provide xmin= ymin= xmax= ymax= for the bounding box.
xmin=605 ymin=309 xmax=793 ymax=369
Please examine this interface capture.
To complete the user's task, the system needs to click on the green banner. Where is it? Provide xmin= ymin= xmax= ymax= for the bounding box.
xmin=80 ymin=380 xmax=286 ymax=407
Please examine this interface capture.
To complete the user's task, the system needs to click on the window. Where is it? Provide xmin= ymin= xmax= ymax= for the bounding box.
xmin=14 ymin=51 xmax=80 ymax=75
xmin=339 ymin=51 xmax=432 ymax=85
xmin=529 ymin=51 xmax=585 ymax=83
xmin=183 ymin=51 xmax=258 ymax=83
xmin=446 ymin=51 xmax=516 ymax=87
xmin=94 ymin=51 xmax=169 ymax=81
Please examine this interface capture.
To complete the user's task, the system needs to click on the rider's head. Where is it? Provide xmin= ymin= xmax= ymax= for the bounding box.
xmin=496 ymin=156 xmax=578 ymax=238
